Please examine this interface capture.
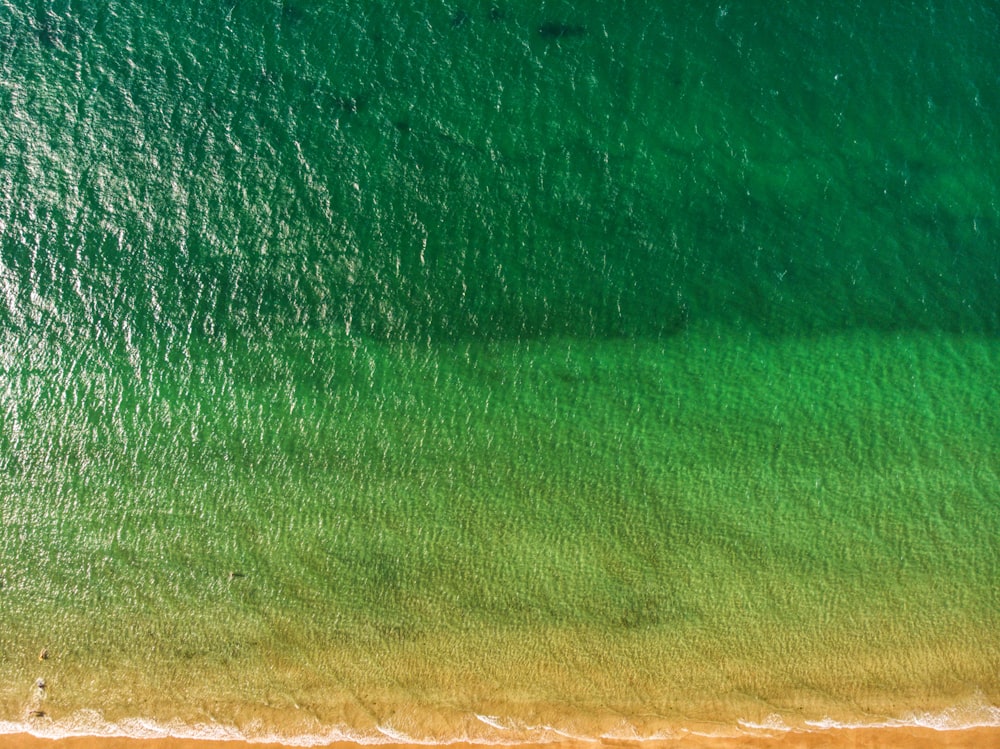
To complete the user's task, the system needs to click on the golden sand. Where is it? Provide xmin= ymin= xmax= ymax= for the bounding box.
xmin=3 ymin=728 xmax=1000 ymax=749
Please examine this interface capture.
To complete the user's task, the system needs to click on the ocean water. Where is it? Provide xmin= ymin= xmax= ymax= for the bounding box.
xmin=1 ymin=0 xmax=998 ymax=743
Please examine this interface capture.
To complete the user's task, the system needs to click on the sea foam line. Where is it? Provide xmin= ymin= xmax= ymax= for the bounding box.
xmin=739 ymin=697 xmax=1000 ymax=734
xmin=0 ymin=710 xmax=563 ymax=747
xmin=2 ymin=700 xmax=999 ymax=746
xmin=803 ymin=701 xmax=1000 ymax=732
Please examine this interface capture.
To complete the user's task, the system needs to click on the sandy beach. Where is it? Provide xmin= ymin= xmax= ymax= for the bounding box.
xmin=4 ymin=728 xmax=1000 ymax=749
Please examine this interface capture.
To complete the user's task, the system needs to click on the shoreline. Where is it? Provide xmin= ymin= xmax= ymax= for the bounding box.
xmin=4 ymin=726 xmax=1000 ymax=749
xmin=3 ymin=694 xmax=999 ymax=748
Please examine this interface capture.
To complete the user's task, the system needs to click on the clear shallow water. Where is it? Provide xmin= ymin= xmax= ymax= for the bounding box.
xmin=1 ymin=0 xmax=998 ymax=742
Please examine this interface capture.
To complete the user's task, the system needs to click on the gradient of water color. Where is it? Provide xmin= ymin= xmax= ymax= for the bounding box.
xmin=1 ymin=0 xmax=998 ymax=743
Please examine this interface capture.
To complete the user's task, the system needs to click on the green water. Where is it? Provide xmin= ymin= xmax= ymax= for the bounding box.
xmin=1 ymin=0 xmax=998 ymax=741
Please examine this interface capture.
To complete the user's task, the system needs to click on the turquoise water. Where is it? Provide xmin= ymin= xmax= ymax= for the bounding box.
xmin=1 ymin=0 xmax=998 ymax=742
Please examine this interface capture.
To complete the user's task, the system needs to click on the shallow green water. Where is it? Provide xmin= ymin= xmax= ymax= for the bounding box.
xmin=1 ymin=0 xmax=998 ymax=741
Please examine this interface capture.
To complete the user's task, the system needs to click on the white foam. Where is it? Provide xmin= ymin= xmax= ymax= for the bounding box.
xmin=0 ymin=710 xmax=571 ymax=746
xmin=902 ymin=701 xmax=1000 ymax=731
xmin=473 ymin=715 xmax=508 ymax=731
xmin=2 ymin=699 xmax=998 ymax=746
xmin=737 ymin=714 xmax=793 ymax=732
xmin=597 ymin=723 xmax=679 ymax=742
xmin=0 ymin=711 xmax=386 ymax=747
xmin=805 ymin=703 xmax=1000 ymax=732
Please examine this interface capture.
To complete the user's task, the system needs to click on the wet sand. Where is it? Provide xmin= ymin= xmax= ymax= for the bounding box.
xmin=4 ymin=728 xmax=1000 ymax=749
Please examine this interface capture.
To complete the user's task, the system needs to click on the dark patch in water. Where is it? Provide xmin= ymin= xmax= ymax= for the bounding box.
xmin=489 ymin=6 xmax=507 ymax=22
xmin=335 ymin=95 xmax=364 ymax=114
xmin=450 ymin=10 xmax=470 ymax=29
xmin=31 ymin=8 xmax=80 ymax=50
xmin=319 ymin=89 xmax=370 ymax=118
xmin=280 ymin=2 xmax=307 ymax=27
xmin=538 ymin=21 xmax=587 ymax=38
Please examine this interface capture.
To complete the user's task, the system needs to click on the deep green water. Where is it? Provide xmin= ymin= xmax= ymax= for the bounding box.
xmin=1 ymin=0 xmax=999 ymax=742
